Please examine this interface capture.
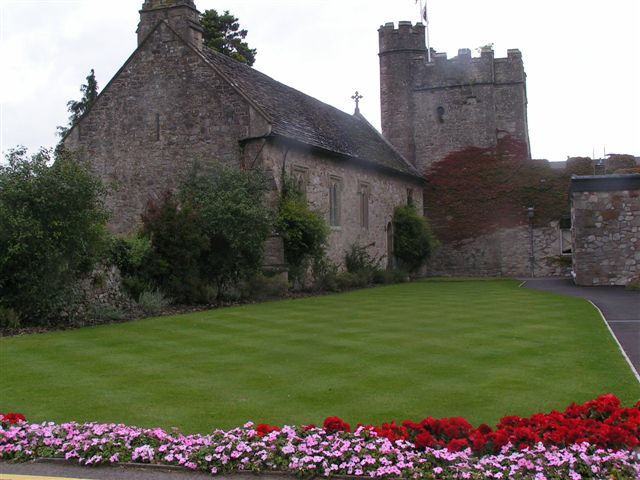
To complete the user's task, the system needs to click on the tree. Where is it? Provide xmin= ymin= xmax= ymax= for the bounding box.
xmin=201 ymin=9 xmax=257 ymax=66
xmin=57 ymin=69 xmax=99 ymax=138
xmin=0 ymin=148 xmax=109 ymax=326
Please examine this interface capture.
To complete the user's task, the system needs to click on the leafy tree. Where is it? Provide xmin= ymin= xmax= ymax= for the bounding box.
xmin=201 ymin=9 xmax=257 ymax=66
xmin=0 ymin=147 xmax=109 ymax=326
xmin=392 ymin=204 xmax=437 ymax=273
xmin=57 ymin=69 xmax=99 ymax=138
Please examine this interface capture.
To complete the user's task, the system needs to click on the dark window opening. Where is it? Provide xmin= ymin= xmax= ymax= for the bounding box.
xmin=436 ymin=106 xmax=445 ymax=123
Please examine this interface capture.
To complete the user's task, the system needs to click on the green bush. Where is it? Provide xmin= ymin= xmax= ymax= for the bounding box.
xmin=142 ymin=192 xmax=209 ymax=303
xmin=393 ymin=204 xmax=437 ymax=273
xmin=137 ymin=289 xmax=169 ymax=316
xmin=311 ymin=256 xmax=340 ymax=292
xmin=344 ymin=243 xmax=382 ymax=285
xmin=0 ymin=147 xmax=108 ymax=326
xmin=109 ymin=235 xmax=154 ymax=298
xmin=275 ymin=188 xmax=328 ymax=286
xmin=142 ymin=164 xmax=272 ymax=303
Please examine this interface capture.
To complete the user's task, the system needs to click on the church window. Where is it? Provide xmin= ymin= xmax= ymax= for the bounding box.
xmin=358 ymin=182 xmax=370 ymax=229
xmin=155 ymin=113 xmax=160 ymax=141
xmin=407 ymin=188 xmax=414 ymax=205
xmin=329 ymin=176 xmax=342 ymax=227
xmin=436 ymin=106 xmax=445 ymax=123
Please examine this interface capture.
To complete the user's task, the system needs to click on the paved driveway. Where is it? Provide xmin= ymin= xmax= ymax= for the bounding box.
xmin=522 ymin=278 xmax=640 ymax=378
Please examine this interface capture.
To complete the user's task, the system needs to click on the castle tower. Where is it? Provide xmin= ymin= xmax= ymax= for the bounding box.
xmin=138 ymin=0 xmax=204 ymax=50
xmin=379 ymin=22 xmax=531 ymax=174
xmin=378 ymin=22 xmax=427 ymax=166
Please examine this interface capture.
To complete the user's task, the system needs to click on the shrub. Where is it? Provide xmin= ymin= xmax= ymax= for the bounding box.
xmin=137 ymin=289 xmax=169 ymax=316
xmin=275 ymin=184 xmax=328 ymax=286
xmin=142 ymin=164 xmax=272 ymax=303
xmin=311 ymin=256 xmax=340 ymax=292
xmin=109 ymin=235 xmax=154 ymax=298
xmin=344 ymin=243 xmax=382 ymax=285
xmin=392 ymin=204 xmax=437 ymax=273
xmin=0 ymin=147 xmax=108 ymax=326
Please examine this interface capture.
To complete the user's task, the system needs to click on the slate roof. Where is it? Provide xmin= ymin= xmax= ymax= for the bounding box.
xmin=200 ymin=47 xmax=422 ymax=180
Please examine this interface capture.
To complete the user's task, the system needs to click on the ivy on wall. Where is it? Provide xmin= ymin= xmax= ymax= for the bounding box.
xmin=423 ymin=136 xmax=573 ymax=243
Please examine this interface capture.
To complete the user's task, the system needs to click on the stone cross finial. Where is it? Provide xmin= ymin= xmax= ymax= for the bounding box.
xmin=351 ymin=91 xmax=363 ymax=114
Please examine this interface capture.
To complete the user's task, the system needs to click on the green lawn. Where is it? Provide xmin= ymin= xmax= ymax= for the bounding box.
xmin=1 ymin=279 xmax=638 ymax=433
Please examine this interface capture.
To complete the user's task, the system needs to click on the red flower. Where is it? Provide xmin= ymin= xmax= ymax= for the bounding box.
xmin=0 ymin=413 xmax=26 ymax=424
xmin=446 ymin=438 xmax=469 ymax=452
xmin=323 ymin=416 xmax=351 ymax=433
xmin=256 ymin=423 xmax=280 ymax=437
xmin=414 ymin=431 xmax=436 ymax=450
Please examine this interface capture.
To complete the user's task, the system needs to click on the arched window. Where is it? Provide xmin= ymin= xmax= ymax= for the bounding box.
xmin=436 ymin=106 xmax=445 ymax=123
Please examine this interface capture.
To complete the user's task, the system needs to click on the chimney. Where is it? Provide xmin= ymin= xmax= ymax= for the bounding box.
xmin=137 ymin=0 xmax=203 ymax=50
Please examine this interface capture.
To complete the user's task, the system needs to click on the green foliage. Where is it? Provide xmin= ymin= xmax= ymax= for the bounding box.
xmin=0 ymin=147 xmax=108 ymax=326
xmin=137 ymin=289 xmax=169 ymax=316
xmin=275 ymin=182 xmax=328 ymax=285
xmin=141 ymin=192 xmax=209 ymax=303
xmin=393 ymin=204 xmax=436 ymax=273
xmin=109 ymin=234 xmax=155 ymax=299
xmin=181 ymin=164 xmax=272 ymax=299
xmin=201 ymin=9 xmax=256 ymax=66
xmin=142 ymin=165 xmax=272 ymax=303
xmin=345 ymin=243 xmax=382 ymax=276
xmin=57 ymin=69 xmax=99 ymax=138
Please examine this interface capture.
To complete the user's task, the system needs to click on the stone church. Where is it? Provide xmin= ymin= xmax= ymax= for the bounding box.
xmin=64 ymin=0 xmax=638 ymax=284
xmin=64 ymin=0 xmax=425 ymax=267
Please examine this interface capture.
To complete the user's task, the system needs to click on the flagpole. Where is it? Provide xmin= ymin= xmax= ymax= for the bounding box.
xmin=425 ymin=0 xmax=431 ymax=62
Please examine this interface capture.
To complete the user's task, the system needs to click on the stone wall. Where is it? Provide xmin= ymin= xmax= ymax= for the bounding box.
xmin=259 ymin=140 xmax=424 ymax=267
xmin=571 ymin=175 xmax=640 ymax=286
xmin=427 ymin=221 xmax=571 ymax=278
xmin=65 ymin=21 xmax=266 ymax=235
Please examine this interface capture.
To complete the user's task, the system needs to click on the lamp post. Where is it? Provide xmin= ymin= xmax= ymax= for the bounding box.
xmin=527 ymin=207 xmax=535 ymax=278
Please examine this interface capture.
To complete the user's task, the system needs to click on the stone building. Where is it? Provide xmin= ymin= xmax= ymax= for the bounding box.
xmin=571 ymin=175 xmax=640 ymax=286
xmin=378 ymin=22 xmax=530 ymax=174
xmin=64 ymin=0 xmax=425 ymax=267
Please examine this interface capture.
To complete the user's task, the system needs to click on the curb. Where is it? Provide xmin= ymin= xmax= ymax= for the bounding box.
xmin=587 ymin=300 xmax=640 ymax=384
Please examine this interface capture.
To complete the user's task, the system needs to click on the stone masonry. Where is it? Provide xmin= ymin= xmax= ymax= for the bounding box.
xmin=379 ymin=22 xmax=530 ymax=174
xmin=427 ymin=221 xmax=571 ymax=278
xmin=571 ymin=175 xmax=640 ymax=286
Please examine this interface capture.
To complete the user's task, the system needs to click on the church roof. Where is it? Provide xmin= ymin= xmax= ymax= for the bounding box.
xmin=200 ymin=47 xmax=422 ymax=180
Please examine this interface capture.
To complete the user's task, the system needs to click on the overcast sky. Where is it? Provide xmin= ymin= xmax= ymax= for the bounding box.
xmin=1 ymin=0 xmax=638 ymax=162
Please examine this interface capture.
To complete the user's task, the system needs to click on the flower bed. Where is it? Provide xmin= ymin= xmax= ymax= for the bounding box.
xmin=1 ymin=395 xmax=639 ymax=479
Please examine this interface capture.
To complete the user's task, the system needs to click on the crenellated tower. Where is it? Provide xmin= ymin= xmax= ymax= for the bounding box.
xmin=138 ymin=0 xmax=203 ymax=50
xmin=379 ymin=22 xmax=530 ymax=174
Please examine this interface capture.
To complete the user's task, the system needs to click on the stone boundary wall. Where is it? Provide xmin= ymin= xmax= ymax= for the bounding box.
xmin=427 ymin=221 xmax=571 ymax=278
xmin=571 ymin=174 xmax=640 ymax=286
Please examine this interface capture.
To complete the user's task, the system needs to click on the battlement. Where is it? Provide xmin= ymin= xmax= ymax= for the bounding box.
xmin=378 ymin=21 xmax=426 ymax=54
xmin=420 ymin=46 xmax=525 ymax=87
